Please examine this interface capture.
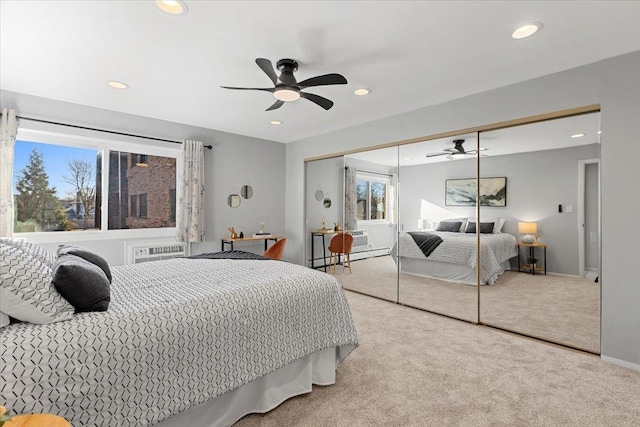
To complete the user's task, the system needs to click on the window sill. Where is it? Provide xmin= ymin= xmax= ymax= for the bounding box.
xmin=357 ymin=220 xmax=392 ymax=226
xmin=14 ymin=227 xmax=176 ymax=244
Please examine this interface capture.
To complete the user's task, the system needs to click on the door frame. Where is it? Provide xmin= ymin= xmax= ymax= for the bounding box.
xmin=578 ymin=158 xmax=600 ymax=277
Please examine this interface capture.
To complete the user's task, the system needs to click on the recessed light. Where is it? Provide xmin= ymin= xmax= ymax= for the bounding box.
xmin=512 ymin=22 xmax=543 ymax=39
xmin=270 ymin=120 xmax=283 ymax=126
xmin=107 ymin=81 xmax=128 ymax=89
xmin=156 ymin=0 xmax=188 ymax=15
xmin=571 ymin=133 xmax=586 ymax=138
xmin=403 ymin=157 xmax=412 ymax=160
xmin=597 ymin=131 xmax=602 ymax=134
xmin=354 ymin=88 xmax=370 ymax=96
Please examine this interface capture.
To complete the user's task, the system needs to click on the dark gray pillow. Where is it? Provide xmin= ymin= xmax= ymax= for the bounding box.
xmin=465 ymin=221 xmax=495 ymax=234
xmin=57 ymin=245 xmax=112 ymax=283
xmin=436 ymin=221 xmax=462 ymax=232
xmin=52 ymin=255 xmax=110 ymax=312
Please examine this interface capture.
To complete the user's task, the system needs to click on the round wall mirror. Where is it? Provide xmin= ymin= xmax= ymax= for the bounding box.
xmin=241 ymin=185 xmax=253 ymax=199
xmin=315 ymin=188 xmax=324 ymax=201
xmin=323 ymin=197 xmax=332 ymax=208
xmin=228 ymin=194 xmax=241 ymax=208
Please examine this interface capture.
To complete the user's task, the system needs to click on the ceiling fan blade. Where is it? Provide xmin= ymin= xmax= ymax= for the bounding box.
xmin=255 ymin=58 xmax=278 ymax=86
xmin=220 ymin=86 xmax=275 ymax=92
xmin=300 ymin=92 xmax=334 ymax=110
xmin=297 ymin=73 xmax=348 ymax=88
xmin=425 ymin=152 xmax=448 ymax=158
xmin=266 ymin=100 xmax=284 ymax=111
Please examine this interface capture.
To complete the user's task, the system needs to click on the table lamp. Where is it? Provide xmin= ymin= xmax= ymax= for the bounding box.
xmin=518 ymin=222 xmax=538 ymax=243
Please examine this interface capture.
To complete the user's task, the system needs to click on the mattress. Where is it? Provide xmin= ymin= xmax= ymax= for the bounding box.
xmin=0 ymin=257 xmax=359 ymax=426
xmin=393 ymin=231 xmax=517 ymax=285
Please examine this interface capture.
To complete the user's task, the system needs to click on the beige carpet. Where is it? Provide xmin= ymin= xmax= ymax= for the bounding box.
xmin=331 ymin=256 xmax=600 ymax=352
xmin=236 ymin=291 xmax=639 ymax=427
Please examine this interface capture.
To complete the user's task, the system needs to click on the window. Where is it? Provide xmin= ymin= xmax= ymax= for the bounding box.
xmin=356 ymin=173 xmax=389 ymax=221
xmin=13 ymin=129 xmax=178 ymax=235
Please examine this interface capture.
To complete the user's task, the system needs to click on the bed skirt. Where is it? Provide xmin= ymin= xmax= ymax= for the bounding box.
xmin=154 ymin=345 xmax=355 ymax=426
xmin=399 ymin=258 xmax=511 ymax=285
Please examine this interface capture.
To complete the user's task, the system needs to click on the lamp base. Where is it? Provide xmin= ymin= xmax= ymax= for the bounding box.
xmin=521 ymin=234 xmax=535 ymax=244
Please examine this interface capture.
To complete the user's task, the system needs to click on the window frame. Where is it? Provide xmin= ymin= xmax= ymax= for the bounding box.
xmin=356 ymin=171 xmax=391 ymax=225
xmin=13 ymin=125 xmax=180 ymax=244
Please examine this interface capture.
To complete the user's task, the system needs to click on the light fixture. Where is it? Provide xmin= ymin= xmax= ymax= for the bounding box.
xmin=512 ymin=22 xmax=543 ymax=39
xmin=447 ymin=152 xmax=469 ymax=160
xmin=403 ymin=157 xmax=412 ymax=160
xmin=597 ymin=131 xmax=602 ymax=134
xmin=156 ymin=0 xmax=188 ymax=15
xmin=571 ymin=133 xmax=586 ymax=138
xmin=270 ymin=120 xmax=282 ymax=126
xmin=518 ymin=222 xmax=538 ymax=244
xmin=354 ymin=88 xmax=370 ymax=96
xmin=273 ymin=88 xmax=300 ymax=102
xmin=107 ymin=81 xmax=128 ymax=89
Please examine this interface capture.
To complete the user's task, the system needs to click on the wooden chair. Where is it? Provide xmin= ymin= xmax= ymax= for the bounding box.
xmin=328 ymin=233 xmax=353 ymax=273
xmin=263 ymin=238 xmax=286 ymax=260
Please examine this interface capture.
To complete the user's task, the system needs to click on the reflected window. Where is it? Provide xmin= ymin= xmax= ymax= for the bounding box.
xmin=356 ymin=175 xmax=388 ymax=221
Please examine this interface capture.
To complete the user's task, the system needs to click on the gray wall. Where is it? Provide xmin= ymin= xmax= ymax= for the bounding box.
xmin=1 ymin=90 xmax=286 ymax=265
xmin=285 ymin=51 xmax=640 ymax=368
xmin=585 ymin=163 xmax=599 ymax=271
xmin=399 ymin=144 xmax=600 ymax=275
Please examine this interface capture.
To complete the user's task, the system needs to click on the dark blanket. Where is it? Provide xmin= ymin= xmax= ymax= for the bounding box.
xmin=188 ymin=250 xmax=271 ymax=261
xmin=407 ymin=232 xmax=443 ymax=257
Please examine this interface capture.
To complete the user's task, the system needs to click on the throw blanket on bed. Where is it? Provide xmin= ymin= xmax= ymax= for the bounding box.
xmin=393 ymin=231 xmax=517 ymax=284
xmin=407 ymin=232 xmax=443 ymax=257
xmin=1 ymin=258 xmax=359 ymax=426
xmin=189 ymin=250 xmax=271 ymax=260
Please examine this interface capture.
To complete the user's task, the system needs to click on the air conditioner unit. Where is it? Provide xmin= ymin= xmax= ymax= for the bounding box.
xmin=125 ymin=240 xmax=189 ymax=264
xmin=350 ymin=230 xmax=369 ymax=251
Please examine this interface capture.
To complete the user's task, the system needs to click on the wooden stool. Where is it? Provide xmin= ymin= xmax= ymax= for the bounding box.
xmin=4 ymin=414 xmax=71 ymax=427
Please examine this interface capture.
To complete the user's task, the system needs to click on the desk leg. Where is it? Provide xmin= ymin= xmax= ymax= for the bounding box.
xmin=311 ymin=234 xmax=315 ymax=269
xmin=544 ymin=246 xmax=547 ymax=275
xmin=322 ymin=234 xmax=327 ymax=272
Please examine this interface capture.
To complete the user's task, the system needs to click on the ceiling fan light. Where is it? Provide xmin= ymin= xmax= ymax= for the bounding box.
xmin=156 ymin=0 xmax=188 ymax=15
xmin=448 ymin=152 xmax=469 ymax=160
xmin=274 ymin=89 xmax=300 ymax=102
xmin=512 ymin=22 xmax=542 ymax=39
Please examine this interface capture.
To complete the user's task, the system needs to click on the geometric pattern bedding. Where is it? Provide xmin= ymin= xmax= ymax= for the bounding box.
xmin=393 ymin=231 xmax=517 ymax=284
xmin=0 ymin=258 xmax=359 ymax=426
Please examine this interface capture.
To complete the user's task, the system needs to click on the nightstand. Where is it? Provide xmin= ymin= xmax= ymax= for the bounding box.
xmin=517 ymin=242 xmax=547 ymax=275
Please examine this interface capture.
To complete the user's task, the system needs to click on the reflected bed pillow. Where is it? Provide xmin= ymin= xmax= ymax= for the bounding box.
xmin=465 ymin=221 xmax=495 ymax=234
xmin=467 ymin=217 xmax=505 ymax=233
xmin=435 ymin=221 xmax=463 ymax=232
xmin=438 ymin=218 xmax=467 ymax=232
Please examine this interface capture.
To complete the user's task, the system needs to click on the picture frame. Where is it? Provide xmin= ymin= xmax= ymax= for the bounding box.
xmin=445 ymin=177 xmax=507 ymax=207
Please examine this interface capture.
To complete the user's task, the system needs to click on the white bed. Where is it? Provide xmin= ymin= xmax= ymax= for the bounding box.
xmin=1 ymin=255 xmax=358 ymax=426
xmin=392 ymin=231 xmax=517 ymax=285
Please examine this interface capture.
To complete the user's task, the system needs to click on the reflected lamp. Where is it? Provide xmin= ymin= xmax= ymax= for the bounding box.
xmin=518 ymin=222 xmax=538 ymax=243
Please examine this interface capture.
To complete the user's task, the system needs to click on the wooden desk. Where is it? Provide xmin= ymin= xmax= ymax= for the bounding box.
xmin=221 ymin=235 xmax=281 ymax=251
xmin=517 ymin=242 xmax=547 ymax=275
xmin=4 ymin=414 xmax=71 ymax=427
xmin=311 ymin=229 xmax=346 ymax=272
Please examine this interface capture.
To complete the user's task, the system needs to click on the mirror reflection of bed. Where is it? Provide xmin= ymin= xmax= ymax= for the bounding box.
xmin=305 ymin=110 xmax=601 ymax=354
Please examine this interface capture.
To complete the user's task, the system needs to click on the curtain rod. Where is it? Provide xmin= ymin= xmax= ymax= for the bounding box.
xmin=6 ymin=114 xmax=213 ymax=150
xmin=351 ymin=167 xmax=393 ymax=177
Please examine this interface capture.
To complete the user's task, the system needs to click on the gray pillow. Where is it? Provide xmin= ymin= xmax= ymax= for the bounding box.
xmin=435 ymin=221 xmax=462 ymax=232
xmin=52 ymin=255 xmax=111 ymax=313
xmin=57 ymin=245 xmax=112 ymax=283
xmin=465 ymin=221 xmax=495 ymax=234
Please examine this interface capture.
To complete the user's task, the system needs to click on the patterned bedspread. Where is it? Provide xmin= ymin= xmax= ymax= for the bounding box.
xmin=393 ymin=232 xmax=517 ymax=284
xmin=1 ymin=258 xmax=359 ymax=426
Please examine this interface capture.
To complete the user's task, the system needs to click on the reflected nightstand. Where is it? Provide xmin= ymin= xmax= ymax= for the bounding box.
xmin=517 ymin=242 xmax=547 ymax=275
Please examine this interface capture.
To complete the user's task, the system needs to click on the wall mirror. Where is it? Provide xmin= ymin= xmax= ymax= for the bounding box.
xmin=397 ymin=133 xmax=479 ymax=322
xmin=241 ymin=184 xmax=253 ymax=199
xmin=227 ymin=194 xmax=241 ymax=208
xmin=323 ymin=195 xmax=332 ymax=208
xmin=478 ymin=112 xmax=601 ymax=353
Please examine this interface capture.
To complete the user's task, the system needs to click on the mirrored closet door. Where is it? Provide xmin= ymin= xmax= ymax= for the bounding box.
xmin=397 ymin=135 xmax=479 ymax=323
xmin=478 ymin=113 xmax=601 ymax=353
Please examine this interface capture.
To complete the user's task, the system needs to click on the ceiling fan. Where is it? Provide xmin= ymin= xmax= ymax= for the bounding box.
xmin=221 ymin=58 xmax=347 ymax=111
xmin=425 ymin=139 xmax=488 ymax=160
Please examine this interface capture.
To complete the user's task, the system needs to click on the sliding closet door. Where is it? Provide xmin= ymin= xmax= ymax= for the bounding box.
xmin=478 ymin=113 xmax=601 ymax=353
xmin=338 ymin=147 xmax=399 ymax=303
xmin=397 ymin=135 xmax=478 ymax=323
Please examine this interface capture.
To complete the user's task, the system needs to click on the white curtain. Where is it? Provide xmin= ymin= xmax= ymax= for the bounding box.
xmin=0 ymin=108 xmax=19 ymax=237
xmin=176 ymin=140 xmax=206 ymax=243
xmin=344 ymin=166 xmax=357 ymax=231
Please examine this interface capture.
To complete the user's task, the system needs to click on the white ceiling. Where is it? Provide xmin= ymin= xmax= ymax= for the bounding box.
xmin=1 ymin=1 xmax=638 ymax=144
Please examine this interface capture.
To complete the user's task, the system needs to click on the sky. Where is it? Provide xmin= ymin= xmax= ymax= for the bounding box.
xmin=13 ymin=140 xmax=99 ymax=198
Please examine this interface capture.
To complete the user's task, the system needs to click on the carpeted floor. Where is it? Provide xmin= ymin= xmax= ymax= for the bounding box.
xmin=236 ymin=291 xmax=639 ymax=427
xmin=331 ymin=256 xmax=600 ymax=352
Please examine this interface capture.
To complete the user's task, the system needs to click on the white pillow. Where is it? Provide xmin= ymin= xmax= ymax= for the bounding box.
xmin=467 ymin=217 xmax=505 ymax=234
xmin=0 ymin=312 xmax=9 ymax=328
xmin=0 ymin=243 xmax=75 ymax=325
xmin=438 ymin=218 xmax=468 ymax=232
xmin=0 ymin=237 xmax=56 ymax=268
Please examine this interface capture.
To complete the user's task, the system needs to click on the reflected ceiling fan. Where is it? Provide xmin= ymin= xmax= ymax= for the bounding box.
xmin=221 ymin=58 xmax=347 ymax=111
xmin=425 ymin=139 xmax=488 ymax=160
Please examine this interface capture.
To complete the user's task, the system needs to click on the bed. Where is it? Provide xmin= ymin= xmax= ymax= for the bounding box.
xmin=0 ymin=250 xmax=359 ymax=426
xmin=392 ymin=231 xmax=517 ymax=285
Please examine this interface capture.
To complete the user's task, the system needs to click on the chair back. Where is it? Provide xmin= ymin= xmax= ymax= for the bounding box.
xmin=263 ymin=238 xmax=286 ymax=260
xmin=328 ymin=233 xmax=353 ymax=254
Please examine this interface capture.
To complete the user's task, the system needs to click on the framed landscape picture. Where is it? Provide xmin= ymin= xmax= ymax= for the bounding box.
xmin=445 ymin=177 xmax=507 ymax=207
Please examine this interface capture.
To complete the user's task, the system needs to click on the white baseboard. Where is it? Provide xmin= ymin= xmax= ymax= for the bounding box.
xmin=351 ymin=248 xmax=390 ymax=261
xmin=601 ymin=355 xmax=640 ymax=372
